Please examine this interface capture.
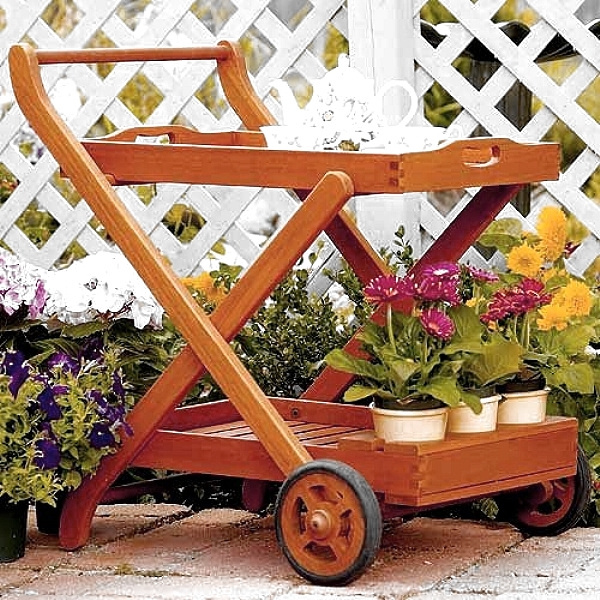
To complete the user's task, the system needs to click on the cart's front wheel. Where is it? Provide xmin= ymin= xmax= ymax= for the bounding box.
xmin=499 ymin=445 xmax=591 ymax=536
xmin=275 ymin=459 xmax=382 ymax=586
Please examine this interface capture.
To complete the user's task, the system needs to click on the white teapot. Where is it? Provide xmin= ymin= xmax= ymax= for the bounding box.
xmin=270 ymin=54 xmax=418 ymax=130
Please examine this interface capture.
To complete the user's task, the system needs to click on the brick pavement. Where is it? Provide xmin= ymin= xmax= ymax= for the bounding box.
xmin=1 ymin=504 xmax=599 ymax=599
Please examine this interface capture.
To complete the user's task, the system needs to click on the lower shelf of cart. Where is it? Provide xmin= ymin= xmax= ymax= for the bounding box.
xmin=131 ymin=397 xmax=578 ymax=508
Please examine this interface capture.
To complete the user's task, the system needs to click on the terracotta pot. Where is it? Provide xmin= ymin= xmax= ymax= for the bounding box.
xmin=371 ymin=405 xmax=448 ymax=442
xmin=448 ymin=394 xmax=500 ymax=434
xmin=497 ymin=388 xmax=548 ymax=425
xmin=0 ymin=496 xmax=28 ymax=563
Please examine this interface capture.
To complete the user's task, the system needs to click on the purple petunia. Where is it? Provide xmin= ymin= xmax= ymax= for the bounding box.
xmin=1 ymin=350 xmax=30 ymax=397
xmin=419 ymin=307 xmax=456 ymax=340
xmin=37 ymin=386 xmax=63 ymax=420
xmin=79 ymin=336 xmax=104 ymax=362
xmin=47 ymin=352 xmax=80 ymax=375
xmin=33 ymin=438 xmax=61 ymax=470
xmin=89 ymin=423 xmax=116 ymax=449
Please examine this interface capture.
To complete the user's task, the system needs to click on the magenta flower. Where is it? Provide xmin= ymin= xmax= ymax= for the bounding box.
xmin=466 ymin=265 xmax=499 ymax=283
xmin=364 ymin=274 xmax=414 ymax=305
xmin=419 ymin=307 xmax=455 ymax=340
xmin=414 ymin=262 xmax=461 ymax=305
xmin=481 ymin=278 xmax=551 ymax=324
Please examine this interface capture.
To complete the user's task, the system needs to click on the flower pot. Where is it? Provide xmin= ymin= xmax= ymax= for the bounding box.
xmin=497 ymin=388 xmax=548 ymax=425
xmin=448 ymin=394 xmax=501 ymax=434
xmin=0 ymin=496 xmax=28 ymax=563
xmin=35 ymin=492 xmax=66 ymax=536
xmin=371 ymin=405 xmax=448 ymax=442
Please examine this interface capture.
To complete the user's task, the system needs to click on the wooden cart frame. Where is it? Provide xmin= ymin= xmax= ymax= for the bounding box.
xmin=9 ymin=41 xmax=587 ymax=586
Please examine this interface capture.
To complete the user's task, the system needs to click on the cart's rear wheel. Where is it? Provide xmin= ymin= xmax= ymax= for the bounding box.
xmin=499 ymin=445 xmax=591 ymax=536
xmin=275 ymin=459 xmax=382 ymax=586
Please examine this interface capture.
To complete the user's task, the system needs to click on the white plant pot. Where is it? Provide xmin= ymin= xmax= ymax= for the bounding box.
xmin=497 ymin=388 xmax=548 ymax=425
xmin=448 ymin=394 xmax=500 ymax=434
xmin=371 ymin=405 xmax=448 ymax=442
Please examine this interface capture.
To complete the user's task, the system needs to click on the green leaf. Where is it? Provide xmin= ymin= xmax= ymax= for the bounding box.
xmin=546 ymin=362 xmax=595 ymax=395
xmin=463 ymin=337 xmax=522 ymax=386
xmin=478 ymin=218 xmax=524 ymax=253
xmin=418 ymin=377 xmax=461 ymax=407
xmin=343 ymin=385 xmax=377 ymax=402
xmin=324 ymin=349 xmax=386 ymax=381
xmin=459 ymin=390 xmax=483 ymax=414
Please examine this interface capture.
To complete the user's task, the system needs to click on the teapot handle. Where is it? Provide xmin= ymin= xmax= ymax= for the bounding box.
xmin=374 ymin=80 xmax=418 ymax=127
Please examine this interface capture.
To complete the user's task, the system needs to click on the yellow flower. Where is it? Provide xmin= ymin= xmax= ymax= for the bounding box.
xmin=506 ymin=244 xmax=543 ymax=278
xmin=182 ymin=272 xmax=228 ymax=305
xmin=537 ymin=303 xmax=569 ymax=331
xmin=536 ymin=206 xmax=567 ymax=262
xmin=555 ymin=280 xmax=592 ymax=317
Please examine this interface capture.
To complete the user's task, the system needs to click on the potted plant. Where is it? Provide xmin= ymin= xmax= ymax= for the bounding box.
xmin=325 ymin=263 xmax=523 ymax=442
xmin=479 ymin=206 xmax=600 ymax=424
xmin=0 ymin=341 xmax=133 ymax=556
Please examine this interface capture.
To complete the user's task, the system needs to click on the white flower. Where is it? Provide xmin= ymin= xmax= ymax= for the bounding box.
xmin=0 ymin=248 xmax=47 ymax=318
xmin=41 ymin=252 xmax=164 ymax=329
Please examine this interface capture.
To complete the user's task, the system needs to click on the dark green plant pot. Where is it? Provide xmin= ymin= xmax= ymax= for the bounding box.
xmin=0 ymin=496 xmax=28 ymax=563
xmin=35 ymin=493 xmax=66 ymax=536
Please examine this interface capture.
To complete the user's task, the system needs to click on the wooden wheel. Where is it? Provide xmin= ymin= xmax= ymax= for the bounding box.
xmin=275 ymin=459 xmax=382 ymax=586
xmin=499 ymin=446 xmax=591 ymax=536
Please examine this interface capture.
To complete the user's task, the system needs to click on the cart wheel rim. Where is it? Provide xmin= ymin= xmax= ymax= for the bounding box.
xmin=279 ymin=470 xmax=368 ymax=578
xmin=514 ymin=475 xmax=576 ymax=527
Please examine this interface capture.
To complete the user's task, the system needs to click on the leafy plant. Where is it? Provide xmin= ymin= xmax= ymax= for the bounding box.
xmin=326 ymin=264 xmax=522 ymax=412
xmin=0 ymin=344 xmax=132 ymax=504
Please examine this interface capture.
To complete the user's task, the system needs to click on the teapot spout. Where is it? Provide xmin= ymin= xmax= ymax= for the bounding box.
xmin=271 ymin=79 xmax=303 ymax=126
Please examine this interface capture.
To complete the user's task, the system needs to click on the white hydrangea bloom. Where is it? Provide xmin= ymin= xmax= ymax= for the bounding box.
xmin=0 ymin=248 xmax=47 ymax=318
xmin=41 ymin=252 xmax=164 ymax=329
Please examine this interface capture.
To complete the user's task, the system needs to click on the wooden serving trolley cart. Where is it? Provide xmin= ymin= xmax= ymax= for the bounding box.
xmin=9 ymin=42 xmax=590 ymax=586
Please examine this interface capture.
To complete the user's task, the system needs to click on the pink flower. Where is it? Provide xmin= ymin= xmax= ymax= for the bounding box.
xmin=419 ymin=307 xmax=455 ymax=340
xmin=364 ymin=274 xmax=414 ymax=305
xmin=414 ymin=262 xmax=461 ymax=305
xmin=466 ymin=265 xmax=499 ymax=283
xmin=481 ymin=278 xmax=551 ymax=324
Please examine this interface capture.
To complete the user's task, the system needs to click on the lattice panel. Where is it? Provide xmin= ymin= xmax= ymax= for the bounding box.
xmin=414 ymin=0 xmax=600 ymax=275
xmin=0 ymin=0 xmax=347 ymax=274
xmin=1 ymin=0 xmax=598 ymax=279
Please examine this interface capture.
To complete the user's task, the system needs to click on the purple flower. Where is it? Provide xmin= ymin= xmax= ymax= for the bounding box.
xmin=414 ymin=262 xmax=461 ymax=305
xmin=89 ymin=423 xmax=116 ymax=449
xmin=1 ymin=351 xmax=30 ymax=397
xmin=47 ymin=352 xmax=80 ymax=375
xmin=79 ymin=337 xmax=103 ymax=362
xmin=364 ymin=274 xmax=414 ymax=305
xmin=37 ymin=386 xmax=63 ymax=420
xmin=112 ymin=372 xmax=125 ymax=398
xmin=27 ymin=280 xmax=48 ymax=319
xmin=419 ymin=307 xmax=455 ymax=340
xmin=33 ymin=438 xmax=61 ymax=470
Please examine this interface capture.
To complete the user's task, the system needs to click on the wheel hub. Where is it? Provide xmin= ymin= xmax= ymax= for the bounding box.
xmin=308 ymin=508 xmax=333 ymax=540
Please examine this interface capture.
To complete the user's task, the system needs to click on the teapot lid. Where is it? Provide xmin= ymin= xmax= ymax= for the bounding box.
xmin=322 ymin=54 xmax=369 ymax=86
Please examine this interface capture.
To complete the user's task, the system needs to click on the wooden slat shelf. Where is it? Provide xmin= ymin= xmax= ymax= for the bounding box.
xmin=133 ymin=398 xmax=578 ymax=510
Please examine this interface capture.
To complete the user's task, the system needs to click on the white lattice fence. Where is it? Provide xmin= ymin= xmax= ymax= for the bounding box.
xmin=413 ymin=0 xmax=600 ymax=274
xmin=0 ymin=0 xmax=347 ymax=274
